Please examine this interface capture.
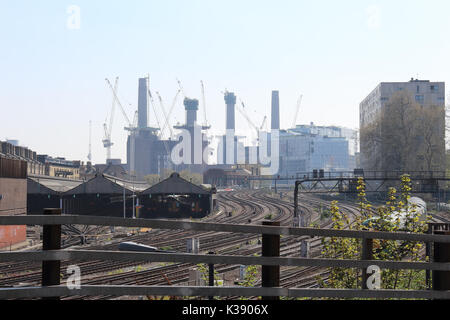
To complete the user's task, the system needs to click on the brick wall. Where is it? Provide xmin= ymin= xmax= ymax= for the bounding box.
xmin=0 ymin=160 xmax=27 ymax=249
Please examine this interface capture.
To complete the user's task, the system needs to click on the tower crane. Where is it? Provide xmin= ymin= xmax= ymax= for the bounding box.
xmin=87 ymin=120 xmax=92 ymax=161
xmin=237 ymin=98 xmax=261 ymax=144
xmin=200 ymin=81 xmax=208 ymax=127
xmin=260 ymin=116 xmax=268 ymax=131
xmin=161 ymin=89 xmax=181 ymax=140
xmin=103 ymin=77 xmax=118 ymax=161
xmin=105 ymin=77 xmax=138 ymax=171
xmin=176 ymin=78 xmax=187 ymax=98
xmin=155 ymin=91 xmax=175 ymax=140
xmin=147 ymin=89 xmax=170 ymax=157
xmin=291 ymin=94 xmax=303 ymax=128
xmin=238 ymin=99 xmax=259 ymax=133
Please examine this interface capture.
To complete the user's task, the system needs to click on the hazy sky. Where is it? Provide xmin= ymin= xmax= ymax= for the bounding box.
xmin=1 ymin=0 xmax=449 ymax=164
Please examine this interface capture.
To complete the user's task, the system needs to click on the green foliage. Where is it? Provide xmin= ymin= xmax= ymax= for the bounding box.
xmin=144 ymin=174 xmax=161 ymax=186
xmin=196 ymin=263 xmax=220 ymax=284
xmin=320 ymin=200 xmax=360 ymax=289
xmin=239 ymin=265 xmax=259 ymax=287
xmin=238 ymin=265 xmax=260 ymax=300
xmin=319 ymin=175 xmax=430 ymax=292
xmin=264 ymin=214 xmax=273 ymax=220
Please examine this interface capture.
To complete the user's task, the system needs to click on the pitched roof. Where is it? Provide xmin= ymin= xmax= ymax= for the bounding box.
xmin=141 ymin=172 xmax=211 ymax=195
xmin=63 ymin=174 xmax=134 ymax=195
xmin=28 ymin=175 xmax=83 ymax=194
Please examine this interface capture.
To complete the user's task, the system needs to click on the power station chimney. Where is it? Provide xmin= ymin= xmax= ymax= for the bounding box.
xmin=184 ymin=98 xmax=199 ymax=127
xmin=271 ymin=90 xmax=280 ymax=130
xmin=138 ymin=77 xmax=148 ymax=129
xmin=224 ymin=92 xmax=236 ymax=130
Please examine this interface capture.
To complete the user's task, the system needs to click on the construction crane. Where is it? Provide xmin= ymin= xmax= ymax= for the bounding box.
xmin=161 ymin=89 xmax=181 ymax=140
xmin=155 ymin=91 xmax=175 ymax=140
xmin=87 ymin=120 xmax=92 ymax=161
xmin=292 ymin=94 xmax=303 ymax=128
xmin=147 ymin=89 xmax=163 ymax=137
xmin=105 ymin=77 xmax=138 ymax=171
xmin=260 ymin=116 xmax=267 ymax=131
xmin=105 ymin=78 xmax=133 ymax=129
xmin=176 ymin=78 xmax=187 ymax=98
xmin=147 ymin=89 xmax=170 ymax=156
xmin=238 ymin=99 xmax=259 ymax=133
xmin=103 ymin=77 xmax=118 ymax=161
xmin=200 ymin=81 xmax=208 ymax=127
xmin=236 ymin=98 xmax=261 ymax=145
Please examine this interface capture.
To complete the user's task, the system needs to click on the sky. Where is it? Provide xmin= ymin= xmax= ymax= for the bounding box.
xmin=1 ymin=0 xmax=449 ymax=165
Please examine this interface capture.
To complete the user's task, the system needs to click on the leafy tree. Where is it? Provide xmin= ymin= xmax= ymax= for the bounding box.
xmin=320 ymin=175 xmax=430 ymax=292
xmin=360 ymin=91 xmax=445 ymax=172
xmin=144 ymin=174 xmax=161 ymax=186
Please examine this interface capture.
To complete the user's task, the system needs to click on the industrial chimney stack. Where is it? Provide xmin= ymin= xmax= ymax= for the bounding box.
xmin=138 ymin=77 xmax=148 ymax=129
xmin=224 ymin=91 xmax=236 ymax=131
xmin=271 ymin=90 xmax=280 ymax=130
xmin=184 ymin=98 xmax=199 ymax=127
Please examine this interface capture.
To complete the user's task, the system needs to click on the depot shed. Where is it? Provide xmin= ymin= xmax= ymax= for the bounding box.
xmin=27 ymin=175 xmax=83 ymax=214
xmin=139 ymin=173 xmax=216 ymax=219
xmin=61 ymin=174 xmax=147 ymax=218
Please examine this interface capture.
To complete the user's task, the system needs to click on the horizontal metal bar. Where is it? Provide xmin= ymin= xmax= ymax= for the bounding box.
xmin=0 ymin=285 xmax=286 ymax=299
xmin=1 ymin=250 xmax=449 ymax=271
xmin=287 ymin=288 xmax=450 ymax=299
xmin=1 ymin=215 xmax=450 ymax=243
xmin=0 ymin=285 xmax=449 ymax=299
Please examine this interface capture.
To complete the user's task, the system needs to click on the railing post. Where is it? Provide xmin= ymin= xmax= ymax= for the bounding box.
xmin=208 ymin=251 xmax=215 ymax=300
xmin=262 ymin=220 xmax=280 ymax=300
xmin=426 ymin=224 xmax=433 ymax=289
xmin=432 ymin=230 xmax=450 ymax=292
xmin=361 ymin=238 xmax=373 ymax=289
xmin=42 ymin=208 xmax=61 ymax=300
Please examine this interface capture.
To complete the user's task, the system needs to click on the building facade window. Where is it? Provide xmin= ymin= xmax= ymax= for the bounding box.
xmin=415 ymin=95 xmax=424 ymax=103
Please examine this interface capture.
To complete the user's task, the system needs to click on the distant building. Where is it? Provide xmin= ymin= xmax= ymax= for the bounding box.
xmin=0 ymin=140 xmax=45 ymax=176
xmin=0 ymin=156 xmax=27 ymax=249
xmin=278 ymin=126 xmax=353 ymax=178
xmin=360 ymin=79 xmax=445 ymax=171
xmin=360 ymin=79 xmax=445 ymax=127
xmin=37 ymin=155 xmax=81 ymax=180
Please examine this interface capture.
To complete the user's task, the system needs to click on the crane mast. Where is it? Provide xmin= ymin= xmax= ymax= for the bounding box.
xmin=87 ymin=120 xmax=92 ymax=161
xmin=103 ymin=77 xmax=118 ymax=162
xmin=292 ymin=94 xmax=303 ymax=128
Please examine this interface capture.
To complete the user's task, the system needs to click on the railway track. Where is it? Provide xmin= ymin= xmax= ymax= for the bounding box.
xmin=0 ymin=189 xmax=366 ymax=300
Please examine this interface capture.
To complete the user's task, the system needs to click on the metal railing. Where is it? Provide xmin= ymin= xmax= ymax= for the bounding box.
xmin=0 ymin=209 xmax=449 ymax=299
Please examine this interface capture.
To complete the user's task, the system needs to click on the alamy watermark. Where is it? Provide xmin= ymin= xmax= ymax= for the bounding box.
xmin=67 ymin=5 xmax=81 ymax=30
xmin=170 ymin=129 xmax=279 ymax=175
xmin=66 ymin=265 xmax=81 ymax=289
xmin=366 ymin=265 xmax=381 ymax=290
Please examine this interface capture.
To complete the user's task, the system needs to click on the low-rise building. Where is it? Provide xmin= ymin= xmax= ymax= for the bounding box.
xmin=37 ymin=155 xmax=81 ymax=180
xmin=0 ymin=156 xmax=27 ymax=249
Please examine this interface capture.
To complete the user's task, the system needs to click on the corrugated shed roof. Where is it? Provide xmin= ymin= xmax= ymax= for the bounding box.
xmin=103 ymin=174 xmax=150 ymax=192
xmin=63 ymin=174 xmax=134 ymax=195
xmin=27 ymin=175 xmax=83 ymax=193
xmin=141 ymin=173 xmax=211 ymax=195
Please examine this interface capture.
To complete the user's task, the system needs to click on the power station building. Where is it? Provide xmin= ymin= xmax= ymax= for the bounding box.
xmin=214 ymin=89 xmax=355 ymax=181
xmin=127 ymin=78 xmax=210 ymax=178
